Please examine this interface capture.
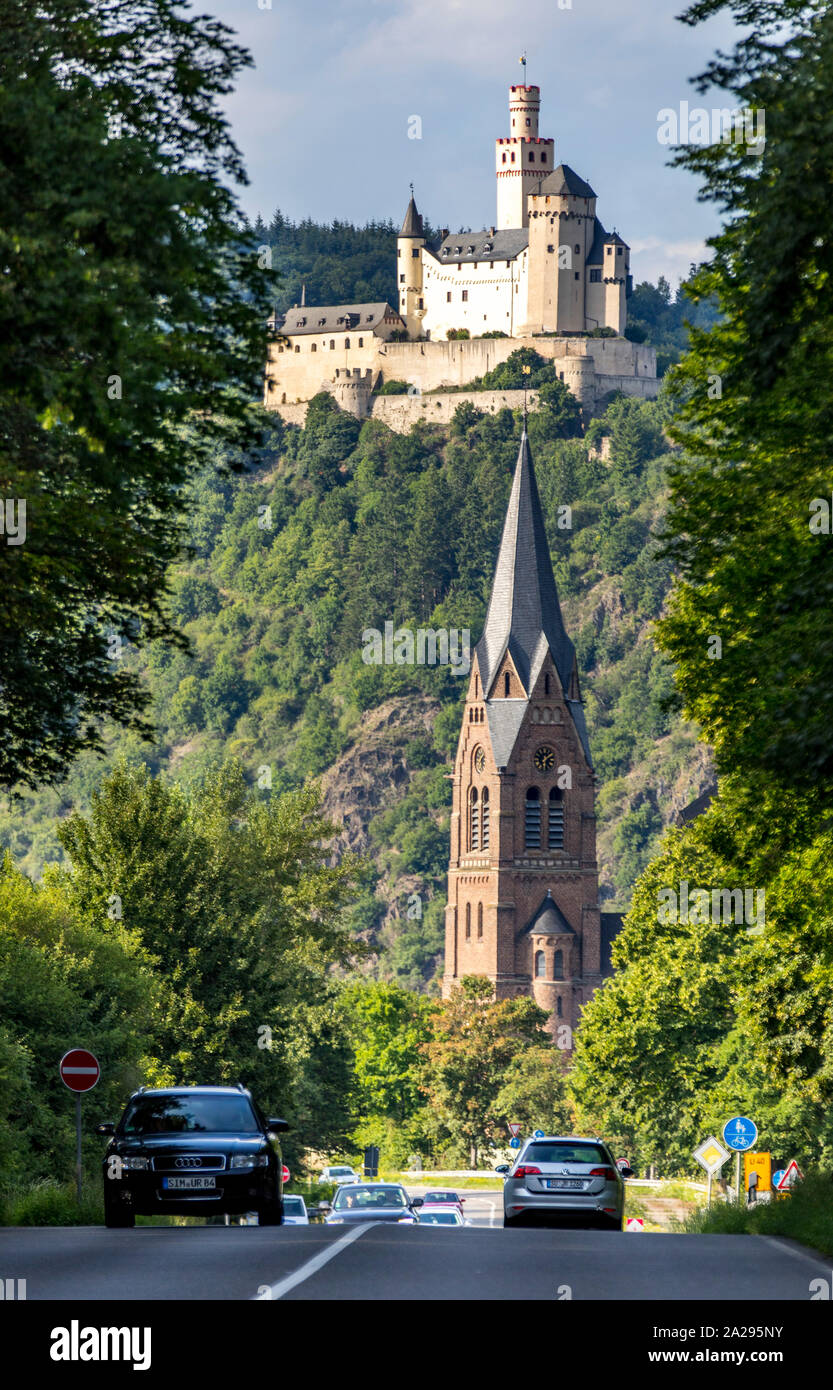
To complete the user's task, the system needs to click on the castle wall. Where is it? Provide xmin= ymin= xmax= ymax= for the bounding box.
xmin=421 ymin=249 xmax=528 ymax=340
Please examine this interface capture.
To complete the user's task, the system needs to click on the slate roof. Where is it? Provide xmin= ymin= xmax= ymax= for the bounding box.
xmin=521 ymin=890 xmax=576 ymax=937
xmin=279 ymin=303 xmax=402 ymax=336
xmin=535 ymin=163 xmax=597 ymax=201
xmin=476 ymin=428 xmax=592 ymax=768
xmin=400 ymin=195 xmax=423 ymax=238
xmin=431 ymin=228 xmax=528 ymax=265
xmin=587 ymin=219 xmax=630 ymax=266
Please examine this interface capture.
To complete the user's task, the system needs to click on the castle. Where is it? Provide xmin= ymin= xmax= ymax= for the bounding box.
xmin=443 ymin=422 xmax=621 ymax=1043
xmin=264 ymin=82 xmax=659 ymax=429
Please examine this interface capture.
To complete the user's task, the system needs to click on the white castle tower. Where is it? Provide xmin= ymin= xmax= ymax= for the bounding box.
xmin=495 ymin=85 xmax=555 ymax=229
xmin=396 ymin=192 xmax=426 ymax=339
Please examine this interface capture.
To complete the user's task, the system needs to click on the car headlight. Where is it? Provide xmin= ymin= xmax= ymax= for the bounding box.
xmin=230 ymin=1153 xmax=269 ymax=1169
xmin=120 ymin=1157 xmax=149 ymax=1171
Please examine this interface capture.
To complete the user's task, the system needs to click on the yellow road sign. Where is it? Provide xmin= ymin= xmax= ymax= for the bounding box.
xmin=744 ymin=1151 xmax=772 ymax=1193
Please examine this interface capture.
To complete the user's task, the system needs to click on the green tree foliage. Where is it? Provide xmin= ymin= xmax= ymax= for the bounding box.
xmin=342 ymin=981 xmax=434 ymax=1125
xmin=0 ymin=0 xmax=273 ymax=790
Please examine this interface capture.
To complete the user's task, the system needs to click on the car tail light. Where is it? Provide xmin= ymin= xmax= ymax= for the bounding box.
xmin=589 ymin=1167 xmax=617 ymax=1181
xmin=513 ymin=1165 xmax=541 ymax=1179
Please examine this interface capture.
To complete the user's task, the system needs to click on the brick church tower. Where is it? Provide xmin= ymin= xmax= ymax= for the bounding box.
xmin=442 ymin=425 xmax=618 ymax=1045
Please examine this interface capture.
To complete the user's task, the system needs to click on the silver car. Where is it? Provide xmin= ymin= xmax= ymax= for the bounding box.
xmin=497 ymin=1136 xmax=632 ymax=1229
xmin=281 ymin=1195 xmax=309 ymax=1225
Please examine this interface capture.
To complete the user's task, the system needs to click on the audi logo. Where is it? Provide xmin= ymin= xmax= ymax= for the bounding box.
xmin=174 ymin=1157 xmax=202 ymax=1169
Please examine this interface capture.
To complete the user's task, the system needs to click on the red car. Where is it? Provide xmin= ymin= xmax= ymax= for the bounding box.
xmin=421 ymin=1189 xmax=466 ymax=1218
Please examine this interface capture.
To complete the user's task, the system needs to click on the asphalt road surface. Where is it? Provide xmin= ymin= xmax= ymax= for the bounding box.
xmin=2 ymin=1220 xmax=828 ymax=1301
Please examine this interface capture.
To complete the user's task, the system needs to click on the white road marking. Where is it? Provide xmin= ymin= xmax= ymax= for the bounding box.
xmin=254 ymin=1223 xmax=376 ymax=1300
xmin=757 ymin=1235 xmax=833 ymax=1277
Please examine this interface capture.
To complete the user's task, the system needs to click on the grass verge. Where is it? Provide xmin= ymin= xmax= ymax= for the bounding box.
xmin=680 ymin=1172 xmax=833 ymax=1258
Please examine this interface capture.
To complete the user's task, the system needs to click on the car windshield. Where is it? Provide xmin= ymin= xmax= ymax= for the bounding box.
xmin=329 ymin=1167 xmax=354 ymax=1176
xmin=121 ymin=1094 xmax=259 ymax=1135
xmin=283 ymin=1197 xmax=305 ymax=1215
xmin=424 ymin=1192 xmax=457 ymax=1203
xmin=332 ymin=1186 xmax=407 ymax=1211
xmin=420 ymin=1211 xmax=459 ymax=1224
xmin=522 ymin=1142 xmax=608 ymax=1165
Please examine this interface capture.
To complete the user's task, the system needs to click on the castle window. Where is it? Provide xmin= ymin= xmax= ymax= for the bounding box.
xmin=590 ymin=269 xmax=602 ymax=283
xmin=358 ymin=337 xmax=363 ymax=346
xmin=294 ymin=345 xmax=300 ymax=353
xmin=534 ymin=950 xmax=546 ymax=978
xmin=505 ymin=261 xmax=511 ymax=268
xmin=462 ymin=290 xmax=468 ymax=302
xmin=574 ymin=272 xmax=580 ymax=281
xmin=477 ymin=903 xmax=483 ymax=939
xmin=318 ymin=317 xmax=326 ymax=325
xmin=547 ymin=244 xmax=554 ymax=253
xmin=511 ymin=152 xmax=516 ymax=163
xmin=502 ymin=153 xmax=507 ymax=164
xmin=525 ymin=787 xmax=541 ymax=848
xmin=465 ymin=903 xmax=471 ymax=940
xmin=311 ymin=343 xmax=316 ymax=352
xmin=400 ymin=274 xmax=405 ymax=283
xmin=617 ymin=246 xmax=623 ymax=255
xmin=418 ymin=299 xmax=423 ymax=309
xmin=540 ymin=152 xmax=546 ymax=162
xmin=554 ymin=949 xmax=564 ymax=979
xmin=548 ymin=788 xmax=564 ymax=849
xmin=575 ymin=244 xmax=580 ymax=254
xmin=447 ymin=292 xmax=452 ymax=302
xmin=481 ymin=788 xmax=490 ymax=848
xmin=528 ymin=152 xmax=534 ymax=162
xmin=525 ymin=118 xmax=530 ymax=127
xmin=412 ymin=248 xmax=419 ymax=258
xmin=556 ymin=996 xmax=563 ymax=1017
xmin=345 ymin=338 xmax=350 ymax=348
xmin=470 ymin=787 xmax=480 ymax=851
xmin=330 ymin=340 xmax=335 ymax=349
xmin=607 ymin=246 xmax=613 ymax=255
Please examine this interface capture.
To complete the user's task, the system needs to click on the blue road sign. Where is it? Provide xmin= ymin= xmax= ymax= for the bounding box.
xmin=723 ymin=1116 xmax=758 ymax=1152
xmin=509 ymin=1137 xmax=521 ymax=1149
xmin=772 ymin=1169 xmax=785 ymax=1189
xmin=533 ymin=1129 xmax=545 ymax=1139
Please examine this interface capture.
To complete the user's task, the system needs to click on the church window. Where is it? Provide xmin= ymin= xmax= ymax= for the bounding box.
xmin=462 ymin=290 xmax=468 ymax=302
xmin=544 ymin=673 xmax=551 ymax=695
xmin=465 ymin=903 xmax=471 ymax=940
xmin=470 ymin=787 xmax=480 ymax=851
xmin=477 ymin=903 xmax=483 ymax=939
xmin=548 ymin=788 xmax=564 ymax=848
xmin=504 ymin=672 xmax=510 ymax=696
xmin=554 ymin=950 xmax=564 ymax=979
xmin=525 ymin=788 xmax=541 ymax=848
xmin=481 ymin=788 xmax=490 ymax=847
xmin=590 ymin=269 xmax=602 ymax=283
xmin=575 ymin=244 xmax=580 ymax=254
xmin=556 ymin=996 xmax=563 ymax=1017
xmin=534 ymin=950 xmax=545 ymax=978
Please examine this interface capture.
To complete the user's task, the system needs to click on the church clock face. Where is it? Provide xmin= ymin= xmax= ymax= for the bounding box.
xmin=474 ymin=747 xmax=486 ymax=773
xmin=534 ymin=745 xmax=555 ymax=772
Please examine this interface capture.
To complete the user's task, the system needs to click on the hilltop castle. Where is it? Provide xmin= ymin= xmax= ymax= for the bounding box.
xmin=444 ymin=423 xmax=621 ymax=1044
xmin=264 ymin=83 xmax=658 ymax=430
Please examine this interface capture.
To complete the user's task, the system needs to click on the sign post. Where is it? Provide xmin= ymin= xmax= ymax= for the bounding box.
xmin=59 ymin=1049 xmax=100 ymax=1201
xmin=722 ymin=1116 xmax=757 ymax=1204
xmin=693 ymin=1136 xmax=730 ymax=1207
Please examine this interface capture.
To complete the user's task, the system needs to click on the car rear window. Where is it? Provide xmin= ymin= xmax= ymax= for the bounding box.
xmin=523 ymin=1142 xmax=608 ymax=1165
xmin=420 ymin=1211 xmax=459 ymax=1224
xmin=283 ymin=1197 xmax=305 ymax=1215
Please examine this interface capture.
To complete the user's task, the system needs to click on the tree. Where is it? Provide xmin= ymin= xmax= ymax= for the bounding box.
xmin=422 ymin=976 xmax=550 ymax=1166
xmin=341 ymin=981 xmax=434 ymax=1126
xmin=0 ymin=0 xmax=273 ymax=790
xmin=493 ymin=1047 xmax=574 ymax=1137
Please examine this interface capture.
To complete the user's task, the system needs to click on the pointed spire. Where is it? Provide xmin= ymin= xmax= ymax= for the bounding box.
xmin=475 ymin=426 xmax=591 ymax=765
xmin=400 ymin=192 xmax=423 ymax=238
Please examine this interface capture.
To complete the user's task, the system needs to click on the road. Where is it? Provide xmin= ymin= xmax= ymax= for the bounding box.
xmin=1 ymin=1218 xmax=828 ymax=1300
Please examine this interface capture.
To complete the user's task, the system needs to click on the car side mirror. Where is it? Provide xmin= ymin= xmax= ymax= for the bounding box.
xmin=267 ymin=1117 xmax=289 ymax=1133
xmin=460 ymin=1197 xmax=466 ymax=1203
xmin=618 ymin=1164 xmax=634 ymax=1178
xmin=96 ymin=1122 xmax=115 ymax=1136
xmin=411 ymin=1197 xmax=424 ymax=1208
xmin=494 ymin=1164 xmax=510 ymax=1174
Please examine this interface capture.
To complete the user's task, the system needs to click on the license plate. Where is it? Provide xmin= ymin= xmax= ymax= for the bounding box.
xmin=162 ymin=1176 xmax=216 ymax=1191
xmin=546 ymin=1178 xmax=585 ymax=1190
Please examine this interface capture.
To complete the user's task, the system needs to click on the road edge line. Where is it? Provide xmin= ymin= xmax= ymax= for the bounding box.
xmin=756 ymin=1234 xmax=833 ymax=1277
xmin=253 ymin=1222 xmax=377 ymax=1300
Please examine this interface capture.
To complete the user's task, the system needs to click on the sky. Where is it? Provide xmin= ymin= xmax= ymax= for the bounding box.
xmin=210 ymin=0 xmax=740 ymax=288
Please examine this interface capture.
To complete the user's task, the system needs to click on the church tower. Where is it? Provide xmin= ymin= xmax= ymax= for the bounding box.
xmin=443 ymin=426 xmax=608 ymax=1045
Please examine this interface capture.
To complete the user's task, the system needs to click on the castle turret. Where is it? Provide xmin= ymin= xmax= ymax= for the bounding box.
xmin=495 ymin=85 xmax=554 ymax=230
xmin=397 ymin=193 xmax=425 ymax=339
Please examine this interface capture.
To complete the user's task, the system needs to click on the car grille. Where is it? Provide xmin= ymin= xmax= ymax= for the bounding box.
xmin=150 ymin=1154 xmax=226 ymax=1172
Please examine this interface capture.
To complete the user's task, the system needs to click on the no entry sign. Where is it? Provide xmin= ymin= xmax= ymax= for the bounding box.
xmin=59 ymin=1048 xmax=100 ymax=1094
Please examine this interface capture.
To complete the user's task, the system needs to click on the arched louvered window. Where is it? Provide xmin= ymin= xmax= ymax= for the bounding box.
xmin=534 ymin=950 xmax=546 ymax=978
xmin=525 ymin=787 xmax=541 ymax=848
xmin=477 ymin=903 xmax=483 ymax=939
xmin=548 ymin=787 xmax=564 ymax=848
xmin=554 ymin=949 xmax=564 ymax=980
xmin=470 ymin=787 xmax=480 ymax=851
xmin=465 ymin=903 xmax=471 ymax=940
xmin=556 ymin=996 xmax=563 ymax=1017
xmin=481 ymin=788 xmax=490 ymax=848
